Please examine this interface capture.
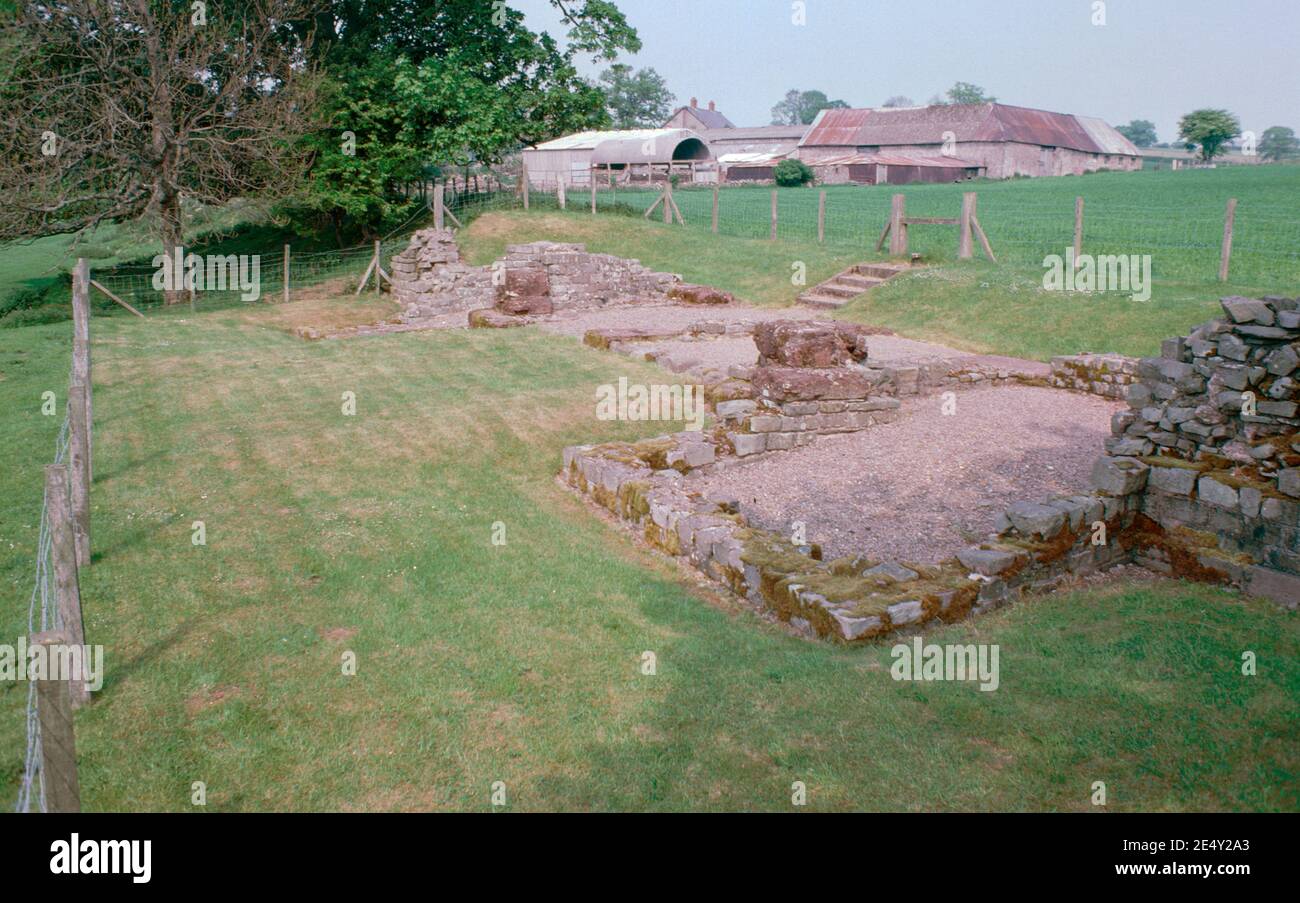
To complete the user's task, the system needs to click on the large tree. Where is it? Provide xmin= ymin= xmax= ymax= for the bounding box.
xmin=1258 ymin=126 xmax=1299 ymax=162
xmin=289 ymin=0 xmax=639 ymax=242
xmin=882 ymin=95 xmax=915 ymax=108
xmin=1178 ymin=108 xmax=1240 ymax=161
xmin=771 ymin=89 xmax=849 ymax=126
xmin=597 ymin=64 xmax=674 ymax=128
xmin=0 ymin=0 xmax=323 ymax=300
xmin=1115 ymin=119 xmax=1158 ymax=147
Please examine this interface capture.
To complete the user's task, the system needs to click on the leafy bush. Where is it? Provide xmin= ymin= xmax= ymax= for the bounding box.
xmin=0 ymin=304 xmax=68 ymax=329
xmin=774 ymin=159 xmax=815 ymax=187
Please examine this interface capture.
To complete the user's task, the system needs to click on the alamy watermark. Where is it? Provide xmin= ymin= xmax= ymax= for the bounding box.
xmin=0 ymin=638 xmax=104 ymax=691
xmin=595 ymin=377 xmax=706 ymax=431
xmin=152 ymin=247 xmax=261 ymax=301
xmin=1042 ymin=247 xmax=1152 ymax=302
xmin=891 ymin=637 xmax=1000 ymax=691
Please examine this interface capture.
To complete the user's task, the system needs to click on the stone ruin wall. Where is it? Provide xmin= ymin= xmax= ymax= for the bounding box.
xmin=389 ymin=228 xmax=680 ymax=322
xmin=1099 ymin=295 xmax=1300 ymax=603
xmin=563 ymin=295 xmax=1299 ymax=644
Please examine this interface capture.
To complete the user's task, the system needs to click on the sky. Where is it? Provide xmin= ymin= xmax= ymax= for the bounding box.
xmin=511 ymin=0 xmax=1299 ymax=143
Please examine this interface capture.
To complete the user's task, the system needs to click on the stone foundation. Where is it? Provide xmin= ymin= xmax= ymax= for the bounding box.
xmin=391 ymin=228 xmax=683 ymax=322
xmin=1050 ymin=353 xmax=1139 ymax=399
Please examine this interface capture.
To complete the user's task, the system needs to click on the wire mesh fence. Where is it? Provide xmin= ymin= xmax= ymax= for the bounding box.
xmin=572 ymin=183 xmax=1300 ymax=285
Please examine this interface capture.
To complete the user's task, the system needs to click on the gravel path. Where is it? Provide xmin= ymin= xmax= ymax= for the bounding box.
xmin=687 ymin=385 xmax=1120 ymax=564
xmin=536 ymin=303 xmax=809 ymax=338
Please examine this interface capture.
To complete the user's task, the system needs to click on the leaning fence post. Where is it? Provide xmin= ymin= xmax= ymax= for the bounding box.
xmin=71 ymin=260 xmax=91 ymax=480
xmin=959 ymin=192 xmax=976 ymax=259
xmin=818 ymin=190 xmax=826 ymax=244
xmin=283 ymin=244 xmax=290 ymax=303
xmin=32 ymin=629 xmax=81 ymax=812
xmin=1219 ymin=197 xmax=1237 ymax=282
xmin=889 ymin=193 xmax=907 ymax=255
xmin=67 ymin=384 xmax=90 ymax=568
xmin=44 ymin=464 xmax=89 ymax=707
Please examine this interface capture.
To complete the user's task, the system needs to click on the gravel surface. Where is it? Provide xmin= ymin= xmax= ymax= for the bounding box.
xmin=687 ymin=385 xmax=1120 ymax=564
xmin=536 ymin=303 xmax=808 ymax=338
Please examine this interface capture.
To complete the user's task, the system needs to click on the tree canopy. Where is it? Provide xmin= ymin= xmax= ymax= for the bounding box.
xmin=941 ymin=82 xmax=996 ymax=105
xmin=597 ymin=64 xmax=675 ymax=129
xmin=1258 ymin=126 xmax=1299 ymax=162
xmin=1178 ymin=108 xmax=1240 ymax=161
xmin=771 ymin=89 xmax=850 ymax=126
xmin=1115 ymin=120 xmax=1158 ymax=147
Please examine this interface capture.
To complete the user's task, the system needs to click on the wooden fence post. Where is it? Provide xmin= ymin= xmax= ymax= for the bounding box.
xmin=521 ymin=163 xmax=530 ymax=210
xmin=44 ymin=464 xmax=88 ymax=707
xmin=557 ymin=180 xmax=567 ymax=210
xmin=32 ymin=629 xmax=81 ymax=812
xmin=590 ymin=177 xmax=597 ymax=214
xmin=711 ymin=186 xmax=719 ymax=234
xmin=1219 ymin=198 xmax=1237 ymax=282
xmin=663 ymin=179 xmax=673 ymax=225
xmin=434 ymin=184 xmax=445 ymax=230
xmin=1073 ymin=196 xmax=1085 ymax=266
xmin=373 ymin=241 xmax=381 ymax=292
xmin=283 ymin=245 xmax=290 ymax=303
xmin=958 ymin=193 xmax=976 ymax=259
xmin=770 ymin=189 xmax=778 ymax=241
xmin=818 ymin=190 xmax=826 ymax=244
xmin=67 ymin=384 xmax=90 ymax=568
xmin=889 ymin=194 xmax=907 ymax=255
xmin=71 ymin=260 xmax=91 ymax=480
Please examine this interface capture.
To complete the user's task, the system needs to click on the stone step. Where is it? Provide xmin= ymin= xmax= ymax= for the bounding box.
xmin=834 ymin=275 xmax=884 ymax=291
xmin=853 ymin=264 xmax=908 ymax=280
xmin=797 ymin=292 xmax=849 ymax=309
xmin=818 ymin=282 xmax=866 ymax=299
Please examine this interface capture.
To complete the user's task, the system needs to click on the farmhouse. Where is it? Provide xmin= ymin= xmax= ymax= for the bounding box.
xmin=521 ymin=128 xmax=713 ymax=187
xmin=663 ymin=97 xmax=735 ymax=131
xmin=795 ymin=103 xmax=1141 ymax=181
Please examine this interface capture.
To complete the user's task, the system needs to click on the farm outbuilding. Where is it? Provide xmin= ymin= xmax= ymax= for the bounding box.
xmin=795 ymin=103 xmax=1141 ymax=180
xmin=522 ymin=128 xmax=713 ymax=187
xmin=811 ymin=152 xmax=984 ymax=185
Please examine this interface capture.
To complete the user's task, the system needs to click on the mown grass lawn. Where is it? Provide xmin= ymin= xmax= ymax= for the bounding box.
xmin=1 ymin=298 xmax=1296 ymax=811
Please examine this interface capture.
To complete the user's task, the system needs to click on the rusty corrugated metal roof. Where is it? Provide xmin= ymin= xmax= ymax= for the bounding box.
xmin=802 ymin=108 xmax=874 ymax=147
xmin=1074 ymin=115 xmax=1141 ymax=156
xmin=812 ymin=152 xmax=983 ymax=168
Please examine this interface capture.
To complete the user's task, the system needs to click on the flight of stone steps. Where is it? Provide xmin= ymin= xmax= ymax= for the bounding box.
xmin=798 ymin=262 xmax=911 ymax=310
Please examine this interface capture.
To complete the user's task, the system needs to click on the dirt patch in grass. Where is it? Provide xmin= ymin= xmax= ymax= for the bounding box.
xmin=185 ymin=684 xmax=243 ymax=716
xmin=688 ymin=385 xmax=1120 ymax=563
xmin=240 ymin=287 xmax=401 ymax=337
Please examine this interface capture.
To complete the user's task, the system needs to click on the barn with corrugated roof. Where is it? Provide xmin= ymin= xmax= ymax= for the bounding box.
xmin=795 ymin=103 xmax=1140 ymax=182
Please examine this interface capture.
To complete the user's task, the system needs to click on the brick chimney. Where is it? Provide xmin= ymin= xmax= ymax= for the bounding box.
xmin=690 ymin=97 xmax=698 ymax=108
xmin=708 ymin=101 xmax=716 ymax=111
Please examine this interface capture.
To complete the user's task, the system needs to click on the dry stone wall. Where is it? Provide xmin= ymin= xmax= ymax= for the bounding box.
xmin=1050 ymin=353 xmax=1139 ymax=399
xmin=390 ymin=228 xmax=681 ymax=322
xmin=1098 ymin=295 xmax=1300 ymax=606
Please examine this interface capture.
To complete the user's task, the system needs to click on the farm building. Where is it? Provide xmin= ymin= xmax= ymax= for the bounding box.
xmin=795 ymin=104 xmax=1141 ymax=180
xmin=705 ymin=124 xmax=810 ymax=182
xmin=522 ymin=128 xmax=713 ymax=187
xmin=663 ymin=98 xmax=735 ymax=131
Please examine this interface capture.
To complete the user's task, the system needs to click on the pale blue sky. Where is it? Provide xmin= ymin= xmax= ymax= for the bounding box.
xmin=512 ymin=0 xmax=1299 ymax=142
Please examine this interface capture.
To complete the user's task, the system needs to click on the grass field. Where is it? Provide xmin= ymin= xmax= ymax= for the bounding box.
xmin=456 ymin=210 xmax=1266 ymax=361
xmin=1 ymin=292 xmax=1297 ymax=812
xmin=596 ymin=167 xmax=1300 ymax=286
